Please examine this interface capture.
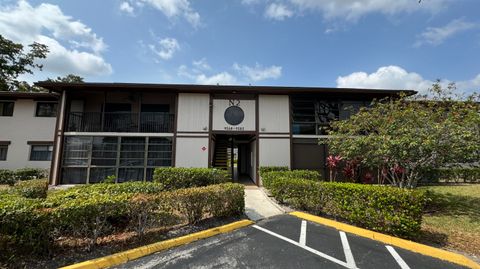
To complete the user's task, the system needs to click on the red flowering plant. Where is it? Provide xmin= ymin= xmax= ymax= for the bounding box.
xmin=326 ymin=155 xmax=342 ymax=182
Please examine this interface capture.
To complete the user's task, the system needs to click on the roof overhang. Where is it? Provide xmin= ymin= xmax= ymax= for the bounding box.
xmin=0 ymin=91 xmax=59 ymax=100
xmin=34 ymin=82 xmax=417 ymax=97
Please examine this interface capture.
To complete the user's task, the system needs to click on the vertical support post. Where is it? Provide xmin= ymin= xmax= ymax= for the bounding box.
xmin=49 ymin=90 xmax=67 ymax=185
xmin=231 ymin=136 xmax=234 ymax=181
xmin=143 ymin=137 xmax=149 ymax=181
xmin=137 ymin=92 xmax=142 ymax=132
xmin=101 ymin=91 xmax=106 ymax=132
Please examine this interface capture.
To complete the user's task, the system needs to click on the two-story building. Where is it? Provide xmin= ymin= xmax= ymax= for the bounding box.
xmin=35 ymin=82 xmax=410 ymax=186
xmin=0 ymin=91 xmax=58 ymax=170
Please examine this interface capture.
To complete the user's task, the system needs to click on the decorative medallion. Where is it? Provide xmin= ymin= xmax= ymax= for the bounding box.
xmin=224 ymin=100 xmax=244 ymax=126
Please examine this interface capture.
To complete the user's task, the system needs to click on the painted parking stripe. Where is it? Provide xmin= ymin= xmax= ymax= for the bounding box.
xmin=299 ymin=220 xmax=307 ymax=246
xmin=340 ymin=231 xmax=358 ymax=269
xmin=386 ymin=245 xmax=411 ymax=269
xmin=252 ymin=225 xmax=353 ymax=269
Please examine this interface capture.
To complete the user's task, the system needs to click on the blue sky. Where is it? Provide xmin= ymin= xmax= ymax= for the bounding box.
xmin=1 ymin=0 xmax=479 ymax=93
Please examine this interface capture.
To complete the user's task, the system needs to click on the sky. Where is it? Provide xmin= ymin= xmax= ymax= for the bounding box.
xmin=1 ymin=0 xmax=479 ymax=94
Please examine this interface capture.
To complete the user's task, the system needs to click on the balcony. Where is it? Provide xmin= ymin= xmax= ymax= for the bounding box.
xmin=66 ymin=112 xmax=175 ymax=133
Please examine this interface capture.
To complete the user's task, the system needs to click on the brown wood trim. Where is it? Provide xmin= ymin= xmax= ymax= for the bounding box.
xmin=211 ymin=130 xmax=257 ymax=135
xmin=288 ymin=95 xmax=293 ymax=169
xmin=49 ymin=90 xmax=67 ymax=185
xmin=0 ymin=141 xmax=11 ymax=145
xmin=172 ymin=92 xmax=179 ymax=167
xmin=27 ymin=141 xmax=53 ymax=145
xmin=257 ymin=136 xmax=291 ymax=139
xmin=208 ymin=93 xmax=213 ymax=168
xmin=176 ymin=131 xmax=209 ymax=134
xmin=255 ymin=93 xmax=260 ymax=186
xmin=258 ymin=132 xmax=291 ymax=135
xmin=176 ymin=135 xmax=209 ymax=138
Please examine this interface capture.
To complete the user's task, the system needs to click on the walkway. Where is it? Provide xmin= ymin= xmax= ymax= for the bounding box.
xmin=244 ymin=185 xmax=284 ymax=221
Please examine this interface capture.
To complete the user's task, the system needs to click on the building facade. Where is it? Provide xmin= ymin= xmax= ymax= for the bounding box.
xmin=34 ymin=82 xmax=409 ymax=186
xmin=0 ymin=92 xmax=58 ymax=170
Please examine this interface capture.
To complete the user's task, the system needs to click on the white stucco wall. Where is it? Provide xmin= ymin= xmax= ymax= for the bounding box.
xmin=175 ymin=137 xmax=209 ymax=167
xmin=176 ymin=93 xmax=210 ymax=132
xmin=0 ymin=99 xmax=56 ymax=170
xmin=259 ymin=95 xmax=290 ymax=133
xmin=212 ymin=99 xmax=256 ymax=131
xmin=259 ymin=138 xmax=290 ymax=168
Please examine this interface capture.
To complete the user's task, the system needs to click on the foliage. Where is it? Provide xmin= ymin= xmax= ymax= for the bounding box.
xmin=0 ymin=169 xmax=16 ymax=185
xmin=0 ymin=34 xmax=48 ymax=91
xmin=46 ymin=74 xmax=84 ymax=83
xmin=265 ymin=176 xmax=426 ymax=237
xmin=13 ymin=179 xmax=48 ymax=199
xmin=0 ymin=182 xmax=244 ymax=254
xmin=259 ymin=166 xmax=289 ymax=176
xmin=262 ymin=170 xmax=321 ymax=189
xmin=153 ymin=167 xmax=230 ymax=190
xmin=323 ymin=82 xmax=480 ymax=188
xmin=421 ymin=167 xmax=480 ymax=184
xmin=0 ymin=168 xmax=47 ymax=185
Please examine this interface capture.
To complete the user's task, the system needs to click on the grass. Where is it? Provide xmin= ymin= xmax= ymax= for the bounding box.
xmin=419 ymin=184 xmax=480 ymax=258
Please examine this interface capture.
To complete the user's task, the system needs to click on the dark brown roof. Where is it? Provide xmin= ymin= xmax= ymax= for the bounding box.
xmin=0 ymin=91 xmax=59 ymax=100
xmin=34 ymin=81 xmax=416 ymax=96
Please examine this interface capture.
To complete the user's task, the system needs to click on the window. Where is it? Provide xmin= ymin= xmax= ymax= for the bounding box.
xmin=29 ymin=144 xmax=53 ymax=161
xmin=291 ymin=96 xmax=368 ymax=135
xmin=61 ymin=136 xmax=172 ymax=184
xmin=0 ymin=102 xmax=14 ymax=116
xmin=36 ymin=102 xmax=58 ymax=117
xmin=0 ymin=143 xmax=9 ymax=161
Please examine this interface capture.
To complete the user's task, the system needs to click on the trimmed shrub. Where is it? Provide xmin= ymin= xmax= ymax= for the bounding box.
xmin=13 ymin=179 xmax=48 ymax=199
xmin=14 ymin=168 xmax=48 ymax=181
xmin=171 ymin=183 xmax=245 ymax=224
xmin=266 ymin=177 xmax=426 ymax=238
xmin=0 ymin=169 xmax=16 ymax=185
xmin=153 ymin=167 xmax=230 ymax=190
xmin=262 ymin=170 xmax=321 ymax=189
xmin=259 ymin=166 xmax=289 ymax=176
xmin=0 ymin=196 xmax=52 ymax=253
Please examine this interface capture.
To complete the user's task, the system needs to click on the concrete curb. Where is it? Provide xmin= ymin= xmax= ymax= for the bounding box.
xmin=59 ymin=219 xmax=254 ymax=269
xmin=290 ymin=211 xmax=480 ymax=269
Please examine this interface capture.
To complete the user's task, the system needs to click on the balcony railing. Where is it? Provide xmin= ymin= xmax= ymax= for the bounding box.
xmin=66 ymin=112 xmax=175 ymax=133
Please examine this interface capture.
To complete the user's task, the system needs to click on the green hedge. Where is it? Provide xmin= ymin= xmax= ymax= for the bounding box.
xmin=0 ymin=183 xmax=244 ymax=254
xmin=262 ymin=170 xmax=321 ymax=189
xmin=266 ymin=177 xmax=425 ymax=238
xmin=0 ymin=168 xmax=48 ymax=186
xmin=13 ymin=179 xmax=48 ymax=199
xmin=421 ymin=167 xmax=480 ymax=183
xmin=153 ymin=167 xmax=230 ymax=190
xmin=259 ymin=166 xmax=289 ymax=176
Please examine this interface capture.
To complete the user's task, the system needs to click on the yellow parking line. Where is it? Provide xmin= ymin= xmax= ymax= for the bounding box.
xmin=290 ymin=211 xmax=479 ymax=269
xmin=60 ymin=219 xmax=254 ymax=269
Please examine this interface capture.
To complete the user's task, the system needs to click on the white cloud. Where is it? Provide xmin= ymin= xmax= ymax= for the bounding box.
xmin=336 ymin=65 xmax=480 ymax=94
xmin=178 ymin=59 xmax=282 ymax=85
xmin=265 ymin=3 xmax=293 ymax=21
xmin=119 ymin=1 xmax=135 ymax=15
xmin=135 ymin=0 xmax=201 ymax=27
xmin=414 ymin=18 xmax=478 ymax=47
xmin=0 ymin=0 xmax=112 ymax=77
xmin=233 ymin=63 xmax=282 ymax=82
xmin=288 ymin=0 xmax=446 ymax=21
xmin=148 ymin=37 xmax=180 ymax=60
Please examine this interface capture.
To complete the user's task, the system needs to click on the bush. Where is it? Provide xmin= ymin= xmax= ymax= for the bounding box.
xmin=262 ymin=170 xmax=321 ymax=189
xmin=13 ymin=179 xmax=48 ymax=199
xmin=259 ymin=166 xmax=289 ymax=176
xmin=266 ymin=177 xmax=426 ymax=238
xmin=153 ymin=167 xmax=230 ymax=190
xmin=14 ymin=168 xmax=48 ymax=181
xmin=0 ymin=169 xmax=16 ymax=185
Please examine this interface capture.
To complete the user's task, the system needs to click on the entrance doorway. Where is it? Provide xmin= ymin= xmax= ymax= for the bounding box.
xmin=211 ymin=134 xmax=256 ymax=185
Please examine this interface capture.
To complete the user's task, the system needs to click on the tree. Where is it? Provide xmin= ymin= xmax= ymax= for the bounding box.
xmin=0 ymin=35 xmax=49 ymax=91
xmin=46 ymin=74 xmax=84 ymax=83
xmin=322 ymin=82 xmax=480 ymax=188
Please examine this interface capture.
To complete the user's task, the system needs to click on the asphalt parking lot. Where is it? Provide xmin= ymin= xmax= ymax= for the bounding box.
xmin=113 ymin=214 xmax=469 ymax=269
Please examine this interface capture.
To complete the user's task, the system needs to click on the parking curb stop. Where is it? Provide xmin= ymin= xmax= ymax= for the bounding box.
xmin=290 ymin=211 xmax=480 ymax=269
xmin=60 ymin=219 xmax=254 ymax=269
